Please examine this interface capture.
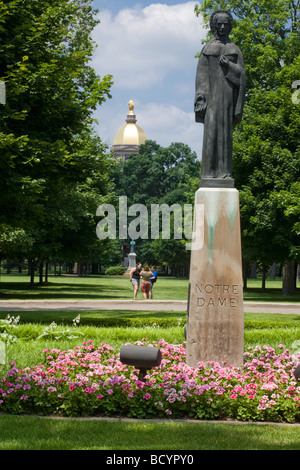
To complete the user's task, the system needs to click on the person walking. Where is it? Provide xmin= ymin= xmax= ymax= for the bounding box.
xmin=130 ymin=263 xmax=142 ymax=299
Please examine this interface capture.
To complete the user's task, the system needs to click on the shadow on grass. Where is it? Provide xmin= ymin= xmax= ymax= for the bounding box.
xmin=0 ymin=310 xmax=185 ymax=326
xmin=243 ymin=288 xmax=300 ymax=303
xmin=0 ymin=275 xmax=300 ymax=303
xmin=0 ymin=415 xmax=300 ymax=450
xmin=1 ymin=310 xmax=300 ymax=328
xmin=0 ymin=281 xmax=130 ymax=300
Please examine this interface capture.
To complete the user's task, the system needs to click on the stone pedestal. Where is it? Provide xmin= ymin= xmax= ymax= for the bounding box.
xmin=125 ymin=252 xmax=137 ymax=275
xmin=186 ymin=188 xmax=244 ymax=368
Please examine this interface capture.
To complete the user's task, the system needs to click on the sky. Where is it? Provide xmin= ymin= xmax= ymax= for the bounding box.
xmin=91 ymin=1 xmax=208 ymax=158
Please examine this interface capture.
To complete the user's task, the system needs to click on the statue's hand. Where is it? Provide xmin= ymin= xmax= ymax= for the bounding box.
xmin=195 ymin=93 xmax=206 ymax=113
xmin=219 ymin=55 xmax=230 ymax=68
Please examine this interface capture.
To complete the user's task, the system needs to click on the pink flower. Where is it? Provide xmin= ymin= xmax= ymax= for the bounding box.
xmin=258 ymin=404 xmax=267 ymax=410
xmin=143 ymin=393 xmax=151 ymax=400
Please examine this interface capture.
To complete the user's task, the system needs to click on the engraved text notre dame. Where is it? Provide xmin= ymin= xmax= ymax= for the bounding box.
xmin=195 ymin=283 xmax=239 ymax=308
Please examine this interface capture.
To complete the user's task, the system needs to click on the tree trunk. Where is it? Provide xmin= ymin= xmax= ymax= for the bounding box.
xmin=29 ymin=258 xmax=38 ymax=286
xmin=249 ymin=262 xmax=257 ymax=278
xmin=6 ymin=259 xmax=10 ymax=274
xmin=44 ymin=261 xmax=49 ymax=283
xmin=242 ymin=260 xmax=249 ymax=290
xmin=39 ymin=260 xmax=44 ymax=285
xmin=30 ymin=261 xmax=34 ymax=285
xmin=261 ymin=266 xmax=267 ymax=292
xmin=282 ymin=261 xmax=296 ymax=296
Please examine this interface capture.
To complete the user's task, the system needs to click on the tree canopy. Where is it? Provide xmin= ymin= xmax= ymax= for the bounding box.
xmin=112 ymin=141 xmax=200 ymax=274
xmin=0 ymin=0 xmax=115 ymax=282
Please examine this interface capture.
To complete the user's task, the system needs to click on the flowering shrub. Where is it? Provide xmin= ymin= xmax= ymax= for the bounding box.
xmin=1 ymin=339 xmax=300 ymax=423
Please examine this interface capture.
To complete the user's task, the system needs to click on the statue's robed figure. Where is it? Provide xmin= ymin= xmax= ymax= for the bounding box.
xmin=195 ymin=10 xmax=245 ymax=187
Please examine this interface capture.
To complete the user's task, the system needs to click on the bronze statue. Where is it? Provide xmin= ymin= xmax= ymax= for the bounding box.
xmin=195 ymin=10 xmax=246 ymax=187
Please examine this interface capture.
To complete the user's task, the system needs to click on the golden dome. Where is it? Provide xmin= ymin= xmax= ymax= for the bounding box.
xmin=113 ymin=100 xmax=147 ymax=147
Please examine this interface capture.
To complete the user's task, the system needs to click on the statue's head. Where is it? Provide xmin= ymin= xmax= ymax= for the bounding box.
xmin=210 ymin=10 xmax=233 ymax=39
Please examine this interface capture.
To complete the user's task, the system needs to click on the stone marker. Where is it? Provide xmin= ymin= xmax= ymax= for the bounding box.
xmin=186 ymin=10 xmax=245 ymax=367
xmin=128 ymin=239 xmax=137 ymax=269
xmin=125 ymin=239 xmax=137 ymax=275
xmin=186 ymin=188 xmax=244 ymax=367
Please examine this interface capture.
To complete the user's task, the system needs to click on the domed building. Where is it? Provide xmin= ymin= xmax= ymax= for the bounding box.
xmin=111 ymin=99 xmax=147 ymax=160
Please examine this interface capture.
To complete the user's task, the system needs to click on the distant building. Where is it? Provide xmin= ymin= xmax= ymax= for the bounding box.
xmin=111 ymin=99 xmax=147 ymax=160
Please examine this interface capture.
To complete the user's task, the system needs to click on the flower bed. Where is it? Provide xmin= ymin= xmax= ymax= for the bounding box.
xmin=1 ymin=339 xmax=300 ymax=423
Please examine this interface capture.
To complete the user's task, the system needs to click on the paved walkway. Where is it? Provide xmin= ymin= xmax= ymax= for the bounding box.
xmin=0 ymin=299 xmax=299 ymax=314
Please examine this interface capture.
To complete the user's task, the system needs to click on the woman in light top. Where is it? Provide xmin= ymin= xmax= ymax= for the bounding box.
xmin=140 ymin=265 xmax=153 ymax=299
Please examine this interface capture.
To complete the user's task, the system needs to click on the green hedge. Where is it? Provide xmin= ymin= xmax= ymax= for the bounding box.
xmin=20 ymin=317 xmax=297 ymax=330
xmin=4 ymin=312 xmax=298 ymax=331
xmin=244 ymin=320 xmax=298 ymax=330
xmin=104 ymin=266 xmax=126 ymax=275
xmin=71 ymin=316 xmax=184 ymax=328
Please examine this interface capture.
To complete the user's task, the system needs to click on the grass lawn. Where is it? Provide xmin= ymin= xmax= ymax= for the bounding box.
xmin=0 ymin=414 xmax=300 ymax=450
xmin=1 ymin=310 xmax=300 ymax=369
xmin=0 ymin=273 xmax=300 ymax=302
xmin=1 ymin=310 xmax=300 ymax=451
xmin=0 ymin=273 xmax=300 ymax=451
xmin=1 ymin=321 xmax=300 ymax=450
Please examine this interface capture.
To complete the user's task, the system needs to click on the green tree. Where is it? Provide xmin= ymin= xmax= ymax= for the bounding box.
xmin=25 ymin=131 xmax=116 ymax=284
xmin=0 ymin=0 xmax=114 ymax=282
xmin=112 ymin=141 xmax=200 ymax=273
xmin=117 ymin=141 xmax=200 ymax=206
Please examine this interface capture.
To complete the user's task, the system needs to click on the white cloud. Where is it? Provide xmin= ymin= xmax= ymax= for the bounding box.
xmin=137 ymin=101 xmax=203 ymax=154
xmin=92 ymin=2 xmax=207 ymax=158
xmin=93 ymin=2 xmax=206 ymax=90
